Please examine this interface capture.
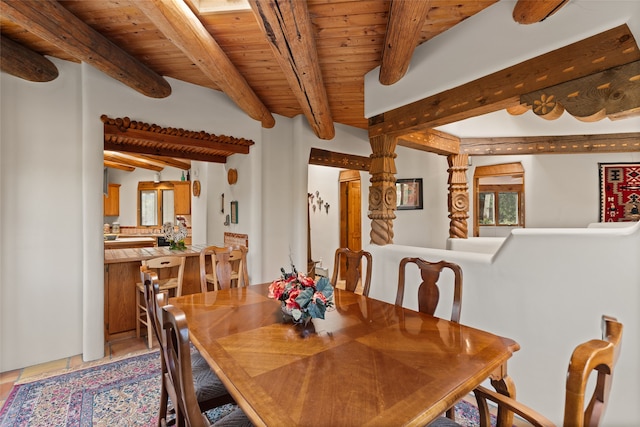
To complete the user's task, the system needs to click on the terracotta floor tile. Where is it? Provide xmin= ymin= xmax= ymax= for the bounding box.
xmin=0 ymin=369 xmax=20 ymax=385
xmin=20 ymin=358 xmax=68 ymax=380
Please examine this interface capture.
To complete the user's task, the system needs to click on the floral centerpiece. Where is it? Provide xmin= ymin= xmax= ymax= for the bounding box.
xmin=268 ymin=265 xmax=334 ymax=325
xmin=162 ymin=220 xmax=187 ymax=250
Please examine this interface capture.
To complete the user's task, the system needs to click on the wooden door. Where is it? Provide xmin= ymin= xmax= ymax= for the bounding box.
xmin=339 ymin=170 xmax=362 ymax=279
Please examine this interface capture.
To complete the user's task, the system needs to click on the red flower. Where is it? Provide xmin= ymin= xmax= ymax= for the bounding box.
xmin=268 ymin=280 xmax=286 ymax=300
xmin=312 ymin=291 xmax=327 ymax=304
xmin=285 ymin=288 xmax=301 ymax=309
xmin=297 ymin=273 xmax=315 ymax=288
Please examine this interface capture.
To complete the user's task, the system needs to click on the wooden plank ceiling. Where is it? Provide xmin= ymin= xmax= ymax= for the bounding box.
xmin=1 ymin=0 xmax=638 ymax=172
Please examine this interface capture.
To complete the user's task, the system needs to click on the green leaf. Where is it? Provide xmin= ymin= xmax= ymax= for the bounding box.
xmin=307 ymin=300 xmax=326 ymax=319
xmin=295 ymin=288 xmax=314 ymax=308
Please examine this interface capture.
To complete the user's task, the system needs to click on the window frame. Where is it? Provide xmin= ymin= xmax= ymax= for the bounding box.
xmin=473 ymin=162 xmax=525 ymax=237
xmin=137 ymin=181 xmax=176 ymax=228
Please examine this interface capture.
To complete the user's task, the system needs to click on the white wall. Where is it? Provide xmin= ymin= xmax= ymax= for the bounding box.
xmin=1 ymin=59 xmax=84 ymax=369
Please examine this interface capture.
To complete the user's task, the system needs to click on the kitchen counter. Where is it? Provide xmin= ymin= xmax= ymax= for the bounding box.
xmin=104 ymin=237 xmax=156 ymax=250
xmin=104 ymin=244 xmax=207 ymax=263
xmin=103 ymin=244 xmax=209 ymax=341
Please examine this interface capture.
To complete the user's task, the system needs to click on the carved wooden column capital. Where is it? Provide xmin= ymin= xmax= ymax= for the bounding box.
xmin=448 ymin=154 xmax=469 ymax=239
xmin=368 ymin=135 xmax=397 ymax=245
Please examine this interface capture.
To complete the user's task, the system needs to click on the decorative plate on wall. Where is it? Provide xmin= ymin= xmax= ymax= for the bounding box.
xmin=192 ymin=180 xmax=201 ymax=197
xmin=228 ymin=168 xmax=238 ymax=185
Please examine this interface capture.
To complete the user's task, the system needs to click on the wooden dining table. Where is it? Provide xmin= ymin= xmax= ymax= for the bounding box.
xmin=170 ymin=283 xmax=520 ymax=426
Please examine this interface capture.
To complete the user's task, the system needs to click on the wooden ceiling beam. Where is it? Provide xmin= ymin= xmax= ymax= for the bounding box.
xmin=136 ymin=0 xmax=275 ymax=128
xmin=249 ymin=0 xmax=335 ymax=140
xmin=398 ymin=129 xmax=460 ymax=155
xmin=103 ymin=152 xmax=164 ymax=171
xmin=379 ymin=0 xmax=431 ymax=85
xmin=369 ymin=25 xmax=640 ymax=139
xmin=104 ymin=160 xmax=135 ymax=172
xmin=0 ymin=0 xmax=171 ymax=98
xmin=104 ymin=141 xmax=228 ymax=164
xmin=136 ymin=154 xmax=191 ymax=170
xmin=521 ymin=60 xmax=640 ymax=122
xmin=0 ymin=34 xmax=58 ymax=82
xmin=309 ymin=148 xmax=370 ymax=171
xmin=460 ymin=133 xmax=640 ymax=156
xmin=513 ymin=0 xmax=570 ymax=25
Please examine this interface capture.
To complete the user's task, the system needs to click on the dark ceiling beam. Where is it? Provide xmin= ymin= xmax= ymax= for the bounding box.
xmin=0 ymin=0 xmax=171 ymax=98
xmin=379 ymin=0 xmax=431 ymax=85
xmin=513 ymin=0 xmax=570 ymax=25
xmin=136 ymin=0 xmax=275 ymax=128
xmin=249 ymin=0 xmax=335 ymax=139
xmin=460 ymin=133 xmax=640 ymax=156
xmin=369 ymin=25 xmax=640 ymax=139
xmin=0 ymin=34 xmax=58 ymax=82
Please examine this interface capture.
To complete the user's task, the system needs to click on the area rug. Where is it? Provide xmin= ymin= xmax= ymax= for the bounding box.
xmin=599 ymin=162 xmax=640 ymax=222
xmin=0 ymin=350 xmax=496 ymax=426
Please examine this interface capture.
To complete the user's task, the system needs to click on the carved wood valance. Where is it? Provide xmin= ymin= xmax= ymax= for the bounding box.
xmin=309 ymin=148 xmax=371 ymax=171
xmin=102 ymin=115 xmax=255 ymax=163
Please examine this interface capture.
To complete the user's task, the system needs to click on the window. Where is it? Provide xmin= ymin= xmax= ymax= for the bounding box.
xmin=138 ymin=182 xmax=175 ymax=227
xmin=478 ymin=189 xmax=520 ymax=225
xmin=473 ymin=163 xmax=525 ymax=237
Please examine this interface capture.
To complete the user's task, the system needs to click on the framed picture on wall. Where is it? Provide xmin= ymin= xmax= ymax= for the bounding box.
xmin=230 ymin=200 xmax=239 ymax=224
xmin=396 ymin=178 xmax=423 ymax=210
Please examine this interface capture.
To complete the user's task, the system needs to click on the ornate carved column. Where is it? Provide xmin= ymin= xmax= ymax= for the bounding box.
xmin=368 ymin=134 xmax=397 ymax=245
xmin=447 ymin=153 xmax=469 ymax=239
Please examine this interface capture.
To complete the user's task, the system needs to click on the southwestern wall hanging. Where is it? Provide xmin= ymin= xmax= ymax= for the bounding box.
xmin=599 ymin=163 xmax=640 ymax=222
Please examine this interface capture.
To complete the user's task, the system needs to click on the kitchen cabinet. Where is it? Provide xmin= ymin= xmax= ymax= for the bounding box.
xmin=174 ymin=181 xmax=191 ymax=215
xmin=103 ymin=183 xmax=120 ymax=216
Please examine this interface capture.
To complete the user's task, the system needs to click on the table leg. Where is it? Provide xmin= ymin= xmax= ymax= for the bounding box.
xmin=490 ymin=374 xmax=516 ymax=427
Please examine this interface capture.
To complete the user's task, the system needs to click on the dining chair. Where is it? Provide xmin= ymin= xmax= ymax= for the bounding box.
xmin=395 ymin=257 xmax=463 ymax=323
xmin=161 ymin=303 xmax=252 ymax=427
xmin=330 ymin=247 xmax=373 ymax=296
xmin=142 ymin=270 xmax=235 ymax=426
xmin=199 ymin=245 xmax=249 ymax=293
xmin=396 ymin=257 xmax=462 ymax=420
xmin=136 ymin=255 xmax=186 ymax=348
xmin=428 ymin=315 xmax=624 ymax=427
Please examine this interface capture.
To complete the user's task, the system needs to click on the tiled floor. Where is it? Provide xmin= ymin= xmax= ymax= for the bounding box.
xmin=0 ymin=335 xmax=156 ymax=408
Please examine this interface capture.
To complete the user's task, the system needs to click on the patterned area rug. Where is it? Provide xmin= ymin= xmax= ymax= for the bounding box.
xmin=0 ymin=350 xmax=495 ymax=426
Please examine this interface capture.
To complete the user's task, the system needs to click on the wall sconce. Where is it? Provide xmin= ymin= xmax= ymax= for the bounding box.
xmin=154 ymin=172 xmax=161 ymax=183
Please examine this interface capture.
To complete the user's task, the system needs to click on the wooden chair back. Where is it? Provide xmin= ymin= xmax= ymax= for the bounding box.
xmin=330 ymin=248 xmax=373 ymax=296
xmin=564 ymin=315 xmax=623 ymax=427
xmin=230 ymin=245 xmax=250 ymax=288
xmin=395 ymin=258 xmax=463 ymax=323
xmin=199 ymin=245 xmax=249 ymax=292
xmin=162 ymin=305 xmax=210 ymax=427
xmin=142 ymin=269 xmax=170 ymax=424
xmin=143 ymin=255 xmax=186 ymax=297
xmin=473 ymin=315 xmax=624 ymax=427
